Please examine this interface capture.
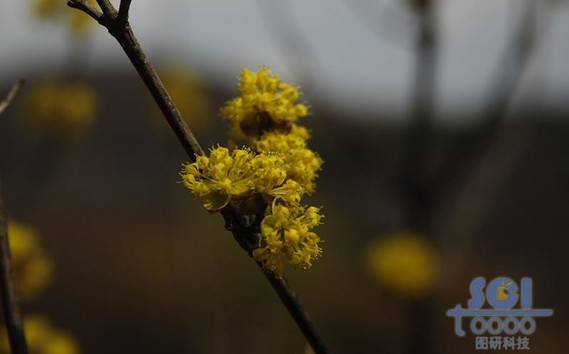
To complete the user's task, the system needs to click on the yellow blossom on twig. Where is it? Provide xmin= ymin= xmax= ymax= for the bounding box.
xmin=182 ymin=68 xmax=323 ymax=273
xmin=255 ymin=126 xmax=322 ymax=193
xmin=254 ymin=204 xmax=323 ymax=272
xmin=221 ymin=68 xmax=309 ymax=139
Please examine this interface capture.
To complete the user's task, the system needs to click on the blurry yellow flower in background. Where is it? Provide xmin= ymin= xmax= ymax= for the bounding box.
xmin=8 ymin=222 xmax=53 ymax=299
xmin=366 ymin=232 xmax=441 ymax=298
xmin=1 ymin=315 xmax=79 ymax=354
xmin=20 ymin=80 xmax=98 ymax=135
xmin=154 ymin=65 xmax=212 ymax=134
xmin=1 ymin=224 xmax=79 ymax=354
xmin=32 ymin=0 xmax=94 ymax=35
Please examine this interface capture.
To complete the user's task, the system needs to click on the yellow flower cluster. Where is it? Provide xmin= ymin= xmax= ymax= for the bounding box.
xmin=20 ymin=80 xmax=97 ymax=134
xmin=0 ymin=316 xmax=79 ymax=354
xmin=366 ymin=232 xmax=441 ymax=298
xmin=254 ymin=204 xmax=322 ymax=272
xmin=7 ymin=222 xmax=53 ymax=299
xmin=221 ymin=68 xmax=309 ymax=138
xmin=32 ymin=0 xmax=94 ymax=35
xmin=182 ymin=68 xmax=323 ymax=273
xmin=255 ymin=126 xmax=322 ymax=193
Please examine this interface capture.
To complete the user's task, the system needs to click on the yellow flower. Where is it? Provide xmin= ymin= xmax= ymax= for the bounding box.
xmin=255 ymin=126 xmax=322 ymax=193
xmin=20 ymin=80 xmax=97 ymax=135
xmin=253 ymin=204 xmax=323 ymax=273
xmin=181 ymin=147 xmax=306 ymax=211
xmin=182 ymin=147 xmax=256 ymax=211
xmin=32 ymin=0 xmax=95 ymax=35
xmin=1 ymin=315 xmax=79 ymax=354
xmin=366 ymin=232 xmax=441 ymax=298
xmin=221 ymin=68 xmax=309 ymax=138
xmin=7 ymin=222 xmax=53 ymax=300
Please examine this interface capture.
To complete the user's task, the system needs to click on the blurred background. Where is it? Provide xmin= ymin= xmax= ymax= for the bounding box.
xmin=0 ymin=0 xmax=568 ymax=353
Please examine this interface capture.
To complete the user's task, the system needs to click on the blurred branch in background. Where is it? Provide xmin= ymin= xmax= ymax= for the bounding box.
xmin=0 ymin=80 xmax=29 ymax=354
xmin=341 ymin=0 xmax=415 ymax=49
xmin=67 ymin=1 xmax=328 ymax=352
xmin=437 ymin=0 xmax=542 ymax=280
xmin=401 ymin=0 xmax=438 ymax=229
xmin=430 ymin=0 xmax=539 ymax=193
xmin=439 ymin=127 xmax=534 ymax=281
xmin=400 ymin=1 xmax=438 ymax=353
xmin=256 ymin=0 xmax=320 ymax=93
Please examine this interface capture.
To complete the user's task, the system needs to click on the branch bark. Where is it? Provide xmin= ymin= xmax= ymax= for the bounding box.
xmin=0 ymin=80 xmax=29 ymax=354
xmin=67 ymin=1 xmax=327 ymax=352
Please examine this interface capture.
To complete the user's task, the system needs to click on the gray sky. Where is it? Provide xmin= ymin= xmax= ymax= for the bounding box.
xmin=1 ymin=0 xmax=569 ymax=121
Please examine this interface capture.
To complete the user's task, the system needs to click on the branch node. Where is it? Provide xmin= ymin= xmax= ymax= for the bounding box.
xmin=67 ymin=0 xmax=103 ymax=22
xmin=95 ymin=0 xmax=118 ymax=19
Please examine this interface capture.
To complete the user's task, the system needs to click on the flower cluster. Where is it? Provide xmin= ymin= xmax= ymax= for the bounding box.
xmin=181 ymin=68 xmax=323 ymax=273
xmin=254 ymin=204 xmax=322 ymax=271
xmin=221 ymin=68 xmax=309 ymax=139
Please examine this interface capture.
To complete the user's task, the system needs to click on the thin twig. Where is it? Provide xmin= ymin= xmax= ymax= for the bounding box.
xmin=263 ymin=270 xmax=327 ymax=354
xmin=117 ymin=0 xmax=132 ymax=24
xmin=0 ymin=80 xmax=24 ymax=117
xmin=0 ymin=81 xmax=28 ymax=354
xmin=67 ymin=1 xmax=327 ymax=352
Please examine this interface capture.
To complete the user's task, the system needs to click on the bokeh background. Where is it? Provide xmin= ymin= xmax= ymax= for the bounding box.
xmin=1 ymin=0 xmax=568 ymax=353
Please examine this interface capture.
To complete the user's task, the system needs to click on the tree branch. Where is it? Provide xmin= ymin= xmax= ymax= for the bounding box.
xmin=67 ymin=3 xmax=327 ymax=353
xmin=0 ymin=81 xmax=28 ymax=354
xmin=263 ymin=270 xmax=327 ymax=354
